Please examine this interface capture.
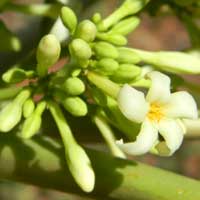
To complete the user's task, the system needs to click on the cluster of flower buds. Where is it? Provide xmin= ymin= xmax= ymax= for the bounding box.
xmin=0 ymin=0 xmax=200 ymax=194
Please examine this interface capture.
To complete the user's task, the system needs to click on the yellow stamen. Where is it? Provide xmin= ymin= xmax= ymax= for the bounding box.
xmin=147 ymin=103 xmax=164 ymax=122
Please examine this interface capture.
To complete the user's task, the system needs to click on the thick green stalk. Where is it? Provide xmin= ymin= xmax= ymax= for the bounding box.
xmin=0 ymin=134 xmax=199 ymax=200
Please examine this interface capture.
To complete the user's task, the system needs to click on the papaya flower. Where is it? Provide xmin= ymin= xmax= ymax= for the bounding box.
xmin=117 ymin=71 xmax=198 ymax=156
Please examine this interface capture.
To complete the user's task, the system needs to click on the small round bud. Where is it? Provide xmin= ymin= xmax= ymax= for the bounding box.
xmin=92 ymin=12 xmax=102 ymax=24
xmin=70 ymin=39 xmax=92 ymax=60
xmin=111 ymin=64 xmax=141 ymax=83
xmin=62 ymin=97 xmax=88 ymax=117
xmin=60 ymin=6 xmax=77 ymax=34
xmin=75 ymin=20 xmax=97 ymax=42
xmin=63 ymin=77 xmax=85 ymax=96
xmin=23 ymin=98 xmax=35 ymax=118
xmin=95 ymin=58 xmax=119 ymax=75
xmin=93 ymin=42 xmax=118 ymax=59
xmin=36 ymin=34 xmax=61 ymax=77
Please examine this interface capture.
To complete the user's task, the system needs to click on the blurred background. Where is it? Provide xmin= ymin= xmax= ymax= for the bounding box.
xmin=0 ymin=0 xmax=199 ymax=199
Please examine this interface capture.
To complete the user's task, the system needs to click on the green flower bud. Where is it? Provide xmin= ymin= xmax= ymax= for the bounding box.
xmin=96 ymin=33 xmax=127 ymax=46
xmin=2 ymin=67 xmax=35 ymax=84
xmin=63 ymin=77 xmax=85 ymax=96
xmin=36 ymin=34 xmax=61 ymax=77
xmin=62 ymin=97 xmax=88 ymax=117
xmin=66 ymin=143 xmax=95 ymax=192
xmin=98 ymin=0 xmax=149 ymax=31
xmin=117 ymin=47 xmax=141 ymax=64
xmin=75 ymin=20 xmax=97 ymax=42
xmin=111 ymin=64 xmax=141 ymax=83
xmin=70 ymin=39 xmax=92 ymax=60
xmin=92 ymin=12 xmax=102 ymax=24
xmin=0 ymin=89 xmax=31 ymax=132
xmin=60 ymin=6 xmax=77 ymax=34
xmin=21 ymin=101 xmax=46 ymax=139
xmin=93 ymin=42 xmax=118 ymax=59
xmin=95 ymin=58 xmax=119 ymax=75
xmin=109 ymin=17 xmax=140 ymax=35
xmin=48 ymin=101 xmax=95 ymax=192
xmin=132 ymin=49 xmax=200 ymax=74
xmin=23 ymin=98 xmax=35 ymax=118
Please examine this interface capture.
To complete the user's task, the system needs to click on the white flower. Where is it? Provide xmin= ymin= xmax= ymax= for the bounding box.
xmin=117 ymin=71 xmax=198 ymax=156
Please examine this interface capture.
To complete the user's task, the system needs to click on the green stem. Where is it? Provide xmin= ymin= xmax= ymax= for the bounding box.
xmin=4 ymin=3 xmax=61 ymax=19
xmin=0 ymin=86 xmax=21 ymax=100
xmin=93 ymin=114 xmax=126 ymax=159
xmin=87 ymin=71 xmax=120 ymax=99
xmin=0 ymin=134 xmax=199 ymax=199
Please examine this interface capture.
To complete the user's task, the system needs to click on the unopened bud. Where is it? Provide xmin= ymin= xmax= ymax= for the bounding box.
xmin=62 ymin=97 xmax=88 ymax=117
xmin=36 ymin=34 xmax=61 ymax=77
xmin=75 ymin=20 xmax=97 ymax=42
xmin=63 ymin=77 xmax=85 ymax=96
xmin=111 ymin=64 xmax=141 ymax=83
xmin=0 ymin=89 xmax=31 ymax=132
xmin=60 ymin=6 xmax=77 ymax=34
xmin=117 ymin=47 xmax=141 ymax=64
xmin=23 ymin=98 xmax=35 ymax=118
xmin=93 ymin=42 xmax=118 ymax=59
xmin=95 ymin=58 xmax=119 ymax=75
xmin=2 ymin=67 xmax=35 ymax=84
xmin=96 ymin=33 xmax=127 ymax=46
xmin=70 ymin=39 xmax=92 ymax=60
xmin=21 ymin=101 xmax=46 ymax=139
xmin=109 ymin=17 xmax=140 ymax=35
xmin=92 ymin=12 xmax=102 ymax=24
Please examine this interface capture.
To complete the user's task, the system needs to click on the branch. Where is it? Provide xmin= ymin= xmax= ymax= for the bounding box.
xmin=0 ymin=134 xmax=199 ymax=200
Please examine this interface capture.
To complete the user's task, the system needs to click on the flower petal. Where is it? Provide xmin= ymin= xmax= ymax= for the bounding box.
xmin=157 ymin=118 xmax=184 ymax=156
xmin=146 ymin=71 xmax=171 ymax=104
xmin=164 ymin=91 xmax=198 ymax=119
xmin=117 ymin=84 xmax=149 ymax=123
xmin=116 ymin=119 xmax=158 ymax=155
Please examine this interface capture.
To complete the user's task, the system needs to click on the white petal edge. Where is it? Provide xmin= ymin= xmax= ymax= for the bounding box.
xmin=164 ymin=91 xmax=198 ymax=119
xmin=146 ymin=71 xmax=171 ymax=104
xmin=158 ymin=118 xmax=184 ymax=156
xmin=116 ymin=119 xmax=158 ymax=155
xmin=117 ymin=84 xmax=149 ymax=123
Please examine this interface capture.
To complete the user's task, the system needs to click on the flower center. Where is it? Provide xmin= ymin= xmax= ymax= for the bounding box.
xmin=147 ymin=103 xmax=164 ymax=122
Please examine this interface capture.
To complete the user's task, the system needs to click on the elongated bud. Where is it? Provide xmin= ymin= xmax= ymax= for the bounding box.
xmin=109 ymin=17 xmax=140 ymax=35
xmin=36 ymin=34 xmax=61 ymax=77
xmin=96 ymin=33 xmax=127 ymax=46
xmin=95 ymin=58 xmax=119 ymax=75
xmin=75 ymin=20 xmax=97 ymax=42
xmin=2 ymin=67 xmax=35 ymax=84
xmin=111 ymin=64 xmax=141 ymax=83
xmin=0 ymin=89 xmax=31 ymax=132
xmin=48 ymin=102 xmax=95 ymax=192
xmin=98 ymin=0 xmax=149 ymax=31
xmin=62 ymin=77 xmax=85 ymax=96
xmin=21 ymin=101 xmax=46 ymax=139
xmin=117 ymin=47 xmax=141 ymax=64
xmin=93 ymin=42 xmax=118 ymax=59
xmin=131 ymin=49 xmax=200 ymax=74
xmin=62 ymin=97 xmax=88 ymax=117
xmin=60 ymin=6 xmax=77 ymax=34
xmin=70 ymin=39 xmax=92 ymax=60
xmin=23 ymin=98 xmax=35 ymax=118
